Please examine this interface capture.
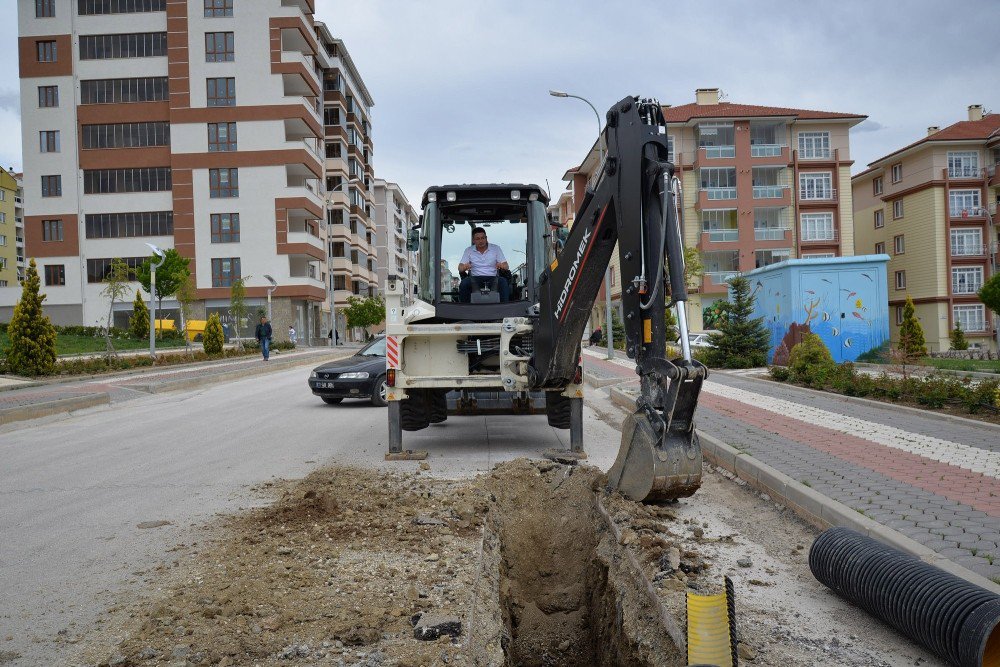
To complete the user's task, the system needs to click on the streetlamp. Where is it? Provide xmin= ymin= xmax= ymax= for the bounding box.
xmin=263 ymin=274 xmax=277 ymax=321
xmin=549 ymin=89 xmax=614 ymax=360
xmin=324 ymin=176 xmax=363 ymax=346
xmin=144 ymin=242 xmax=165 ymax=358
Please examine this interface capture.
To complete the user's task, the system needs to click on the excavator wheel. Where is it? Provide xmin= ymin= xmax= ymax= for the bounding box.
xmin=545 ymin=391 xmax=571 ymax=429
xmin=400 ymin=391 xmax=431 ymax=431
xmin=428 ymin=390 xmax=448 ymax=424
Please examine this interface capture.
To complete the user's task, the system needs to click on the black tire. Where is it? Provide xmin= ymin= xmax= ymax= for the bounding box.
xmin=428 ymin=390 xmax=448 ymax=423
xmin=322 ymin=397 xmax=343 ymax=405
xmin=546 ymin=391 xmax=571 ymax=429
xmin=370 ymin=375 xmax=388 ymax=407
xmin=400 ymin=391 xmax=430 ymax=431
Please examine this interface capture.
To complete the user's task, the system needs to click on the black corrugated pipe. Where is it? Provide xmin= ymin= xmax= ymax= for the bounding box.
xmin=809 ymin=527 xmax=1000 ymax=667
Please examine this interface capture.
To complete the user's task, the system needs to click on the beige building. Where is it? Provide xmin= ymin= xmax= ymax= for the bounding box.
xmin=372 ymin=179 xmax=419 ymax=299
xmin=0 ymin=168 xmax=23 ymax=288
xmin=852 ymin=106 xmax=1000 ymax=352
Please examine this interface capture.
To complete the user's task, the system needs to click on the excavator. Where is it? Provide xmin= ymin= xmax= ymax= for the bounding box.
xmin=382 ymin=96 xmax=706 ymax=502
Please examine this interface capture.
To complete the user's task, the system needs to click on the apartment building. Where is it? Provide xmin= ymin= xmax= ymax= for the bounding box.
xmin=0 ymin=168 xmax=23 ymax=289
xmin=372 ymin=179 xmax=418 ymax=300
xmin=17 ymin=1 xmax=374 ymax=343
xmin=852 ymin=106 xmax=1000 ymax=352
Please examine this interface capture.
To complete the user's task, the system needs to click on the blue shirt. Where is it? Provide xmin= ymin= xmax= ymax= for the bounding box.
xmin=460 ymin=243 xmax=507 ymax=276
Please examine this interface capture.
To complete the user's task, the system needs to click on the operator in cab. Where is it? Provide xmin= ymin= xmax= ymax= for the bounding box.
xmin=458 ymin=227 xmax=510 ymax=302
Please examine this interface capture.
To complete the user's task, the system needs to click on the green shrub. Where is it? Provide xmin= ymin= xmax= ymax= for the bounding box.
xmin=898 ymin=295 xmax=927 ymax=358
xmin=130 ymin=290 xmax=149 ymax=340
xmin=5 ymin=259 xmax=58 ymax=377
xmin=949 ymin=322 xmax=969 ymax=351
xmin=788 ymin=334 xmax=835 ymax=387
xmin=202 ymin=313 xmax=224 ymax=355
xmin=768 ymin=366 xmax=791 ymax=381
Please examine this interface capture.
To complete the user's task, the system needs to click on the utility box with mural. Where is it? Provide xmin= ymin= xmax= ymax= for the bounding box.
xmin=741 ymin=255 xmax=890 ymax=364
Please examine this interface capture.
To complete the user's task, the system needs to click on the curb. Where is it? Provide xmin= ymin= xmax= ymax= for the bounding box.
xmin=0 ymin=393 xmax=111 ymax=426
xmin=583 ymin=370 xmax=632 ymax=388
xmin=606 ymin=385 xmax=1000 ymax=595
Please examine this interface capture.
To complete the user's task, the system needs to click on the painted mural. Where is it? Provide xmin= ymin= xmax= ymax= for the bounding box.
xmin=746 ymin=257 xmax=891 ymax=364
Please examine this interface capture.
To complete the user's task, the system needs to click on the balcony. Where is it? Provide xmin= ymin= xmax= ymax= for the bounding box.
xmin=702 ymin=229 xmax=739 ymax=243
xmin=750 ymin=144 xmax=786 ymax=158
xmin=700 ymin=145 xmax=735 ymax=159
xmin=948 ymin=166 xmax=982 ymax=179
xmin=705 ymin=271 xmax=739 ymax=286
xmin=754 ymin=227 xmax=791 ymax=241
xmin=950 ymin=206 xmax=985 ymax=219
xmin=952 ymin=244 xmax=987 ymax=257
xmin=799 ymin=188 xmax=837 ymax=201
xmin=287 ymin=230 xmax=324 ymax=253
xmin=801 ymin=229 xmax=839 ymax=243
xmin=753 ymin=185 xmax=790 ymax=199
xmin=799 ymin=147 xmax=831 ymax=160
xmin=703 ymin=187 xmax=737 ymax=201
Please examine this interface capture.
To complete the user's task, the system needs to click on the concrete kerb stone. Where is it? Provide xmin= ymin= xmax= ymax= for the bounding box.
xmin=608 ymin=384 xmax=1000 ymax=595
xmin=0 ymin=393 xmax=111 ymax=426
xmin=583 ymin=370 xmax=630 ymax=389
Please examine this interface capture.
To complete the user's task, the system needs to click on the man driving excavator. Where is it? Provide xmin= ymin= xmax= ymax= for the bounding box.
xmin=457 ymin=227 xmax=510 ymax=302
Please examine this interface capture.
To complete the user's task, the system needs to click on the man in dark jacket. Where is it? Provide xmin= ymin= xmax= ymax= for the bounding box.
xmin=255 ymin=316 xmax=273 ymax=361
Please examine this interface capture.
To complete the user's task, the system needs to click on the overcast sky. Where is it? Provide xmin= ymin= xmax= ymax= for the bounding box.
xmin=1 ymin=0 xmax=997 ymax=208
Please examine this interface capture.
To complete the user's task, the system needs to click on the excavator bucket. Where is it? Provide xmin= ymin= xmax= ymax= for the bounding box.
xmin=608 ymin=410 xmax=702 ymax=502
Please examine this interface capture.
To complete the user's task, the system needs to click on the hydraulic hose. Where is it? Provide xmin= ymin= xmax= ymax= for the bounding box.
xmin=810 ymin=527 xmax=1000 ymax=667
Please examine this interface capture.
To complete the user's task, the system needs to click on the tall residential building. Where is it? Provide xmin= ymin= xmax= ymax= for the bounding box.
xmin=0 ymin=168 xmax=21 ymax=288
xmin=372 ymin=179 xmax=418 ymax=299
xmin=16 ymin=1 xmax=373 ymax=343
xmin=852 ymin=106 xmax=1000 ymax=352
xmin=315 ymin=23 xmax=376 ymax=342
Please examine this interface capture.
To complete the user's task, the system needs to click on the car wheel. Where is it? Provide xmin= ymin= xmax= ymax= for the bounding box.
xmin=428 ymin=390 xmax=447 ymax=423
xmin=545 ymin=391 xmax=571 ymax=429
xmin=322 ymin=397 xmax=343 ymax=405
xmin=370 ymin=375 xmax=388 ymax=407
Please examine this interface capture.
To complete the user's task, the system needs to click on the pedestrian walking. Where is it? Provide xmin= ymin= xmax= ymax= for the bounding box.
xmin=255 ymin=316 xmax=273 ymax=361
xmin=288 ymin=325 xmax=296 ymax=345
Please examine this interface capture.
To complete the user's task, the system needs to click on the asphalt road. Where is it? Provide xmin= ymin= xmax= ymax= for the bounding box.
xmin=0 ymin=363 xmax=623 ymax=666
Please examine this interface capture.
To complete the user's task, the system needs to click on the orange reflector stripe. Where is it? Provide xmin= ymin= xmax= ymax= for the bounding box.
xmin=643 ymin=318 xmax=652 ymax=344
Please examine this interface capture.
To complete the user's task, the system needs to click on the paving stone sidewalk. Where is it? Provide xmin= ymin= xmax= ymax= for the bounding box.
xmin=584 ymin=351 xmax=1000 ymax=581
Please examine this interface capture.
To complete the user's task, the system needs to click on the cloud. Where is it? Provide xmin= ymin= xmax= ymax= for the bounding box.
xmin=0 ymin=90 xmax=19 ymax=115
xmin=853 ymin=120 xmax=885 ymax=133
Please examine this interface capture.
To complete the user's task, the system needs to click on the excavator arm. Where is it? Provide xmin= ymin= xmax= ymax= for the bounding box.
xmin=530 ymin=95 xmax=707 ymax=501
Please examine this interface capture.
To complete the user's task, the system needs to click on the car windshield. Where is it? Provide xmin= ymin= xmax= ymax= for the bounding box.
xmin=359 ymin=337 xmax=386 ymax=356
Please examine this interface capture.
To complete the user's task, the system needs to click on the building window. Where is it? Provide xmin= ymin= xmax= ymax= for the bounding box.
xmin=209 ymin=168 xmax=238 ymax=197
xmin=211 ymin=257 xmax=240 ymax=287
xmin=85 ymin=211 xmax=173 ymax=238
xmin=81 ymin=77 xmax=168 ymax=104
xmin=326 ymin=142 xmax=342 ymax=159
xmin=39 ymin=130 xmax=60 ymax=153
xmin=41 ymin=175 xmax=62 ymax=197
xmin=205 ymin=32 xmax=234 ymax=62
xmin=37 ymin=40 xmax=57 ymax=62
xmin=207 ymin=122 xmax=237 ymax=151
xmin=36 ymin=0 xmax=56 ymax=16
xmin=204 ymin=0 xmax=233 ymax=16
xmin=873 ymin=176 xmax=883 ymax=195
xmin=38 ymin=86 xmax=58 ymax=107
xmin=699 ymin=167 xmax=737 ymax=199
xmin=333 ymin=275 xmax=346 ymax=291
xmin=755 ymin=248 xmax=791 ymax=268
xmin=701 ymin=209 xmax=738 ymax=241
xmin=893 ymin=199 xmax=904 ymax=219
xmin=332 ymin=242 xmax=345 ymax=257
xmin=78 ymin=0 xmax=167 ymax=14
xmin=323 ymin=107 xmax=341 ymax=126
xmin=800 ymin=212 xmax=835 ymax=241
xmin=894 ymin=270 xmax=906 ymax=290
xmin=893 ymin=234 xmax=905 ymax=254
xmin=875 ymin=242 xmax=886 ymax=254
xmin=696 ymin=122 xmax=735 ymax=157
xmin=874 ymin=209 xmax=884 ymax=228
xmin=207 ymin=77 xmax=235 ymax=106
xmin=891 ymin=163 xmax=903 ymax=183
xmin=797 ymin=131 xmax=830 ymax=159
xmin=954 ymin=304 xmax=986 ymax=332
xmin=79 ymin=33 xmax=167 ymax=60
xmin=949 ymin=189 xmax=981 ymax=217
xmin=42 ymin=219 xmax=63 ymax=241
xmin=82 ymin=122 xmax=170 ymax=149
xmin=84 ymin=167 xmax=171 ymax=194
xmin=895 ymin=305 xmax=904 ymax=326
xmin=799 ymin=172 xmax=833 ymax=200
xmin=666 ymin=135 xmax=675 ymax=163
xmin=210 ymin=213 xmax=240 ymax=242
xmin=802 ymin=253 xmax=835 ymax=259
xmin=951 ymin=228 xmax=983 ymax=256
xmin=952 ymin=267 xmax=983 ymax=294
xmin=45 ymin=264 xmax=65 ymax=286
xmin=0 ymin=235 xmax=6 ymax=246
xmin=86 ymin=257 xmax=145 ymax=283
xmin=947 ymin=151 xmax=979 ymax=179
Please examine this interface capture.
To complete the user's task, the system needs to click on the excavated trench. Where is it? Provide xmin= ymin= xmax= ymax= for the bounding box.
xmin=469 ymin=460 xmax=684 ymax=666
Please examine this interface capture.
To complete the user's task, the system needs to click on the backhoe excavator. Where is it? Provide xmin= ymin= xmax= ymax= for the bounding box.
xmin=382 ymin=96 xmax=706 ymax=501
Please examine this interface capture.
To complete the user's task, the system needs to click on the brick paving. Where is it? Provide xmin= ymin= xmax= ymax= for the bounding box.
xmin=583 ymin=351 xmax=1000 ymax=580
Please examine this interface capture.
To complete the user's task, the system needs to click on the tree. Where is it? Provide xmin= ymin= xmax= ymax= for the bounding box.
xmin=202 ymin=313 xmax=224 ymax=354
xmin=950 ymin=321 xmax=969 ymax=351
xmin=665 ymin=305 xmax=678 ymax=344
xmin=130 ymin=289 xmax=149 ymax=340
xmin=788 ymin=333 xmax=835 ymax=386
xmin=897 ymin=295 xmax=927 ymax=359
xmin=100 ymin=258 xmax=133 ymax=357
xmin=706 ymin=275 xmax=771 ymax=368
xmin=344 ymin=294 xmax=386 ymax=337
xmin=980 ymin=272 xmax=1000 ymax=349
xmin=229 ymin=276 xmax=250 ymax=350
xmin=665 ymin=246 xmax=705 ymax=296
xmin=175 ymin=274 xmax=197 ymax=354
xmin=135 ymin=249 xmax=191 ymax=319
xmin=5 ymin=259 xmax=57 ymax=376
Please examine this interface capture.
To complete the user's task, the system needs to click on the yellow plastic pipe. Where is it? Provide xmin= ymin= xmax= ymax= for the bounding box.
xmin=687 ymin=588 xmax=735 ymax=666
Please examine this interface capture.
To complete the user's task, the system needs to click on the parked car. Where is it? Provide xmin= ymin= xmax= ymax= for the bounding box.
xmin=687 ymin=331 xmax=718 ymax=348
xmin=308 ymin=336 xmax=387 ymax=407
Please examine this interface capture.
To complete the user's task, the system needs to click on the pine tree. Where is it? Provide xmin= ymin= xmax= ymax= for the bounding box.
xmin=130 ymin=289 xmax=149 ymax=340
xmin=6 ymin=259 xmax=57 ymax=376
xmin=202 ymin=313 xmax=225 ymax=355
xmin=898 ymin=295 xmax=927 ymax=359
xmin=707 ymin=275 xmax=771 ymax=368
xmin=950 ymin=321 xmax=969 ymax=351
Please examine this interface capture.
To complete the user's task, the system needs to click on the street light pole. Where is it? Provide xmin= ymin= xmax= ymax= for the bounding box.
xmin=145 ymin=243 xmax=165 ymax=359
xmin=325 ymin=176 xmax=362 ymax=346
xmin=549 ymin=90 xmax=614 ymax=359
xmin=263 ymin=274 xmax=277 ymax=321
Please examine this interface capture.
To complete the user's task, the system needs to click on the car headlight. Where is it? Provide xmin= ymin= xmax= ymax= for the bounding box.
xmin=310 ymin=370 xmax=318 ymax=378
xmin=339 ymin=371 xmax=370 ymax=379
